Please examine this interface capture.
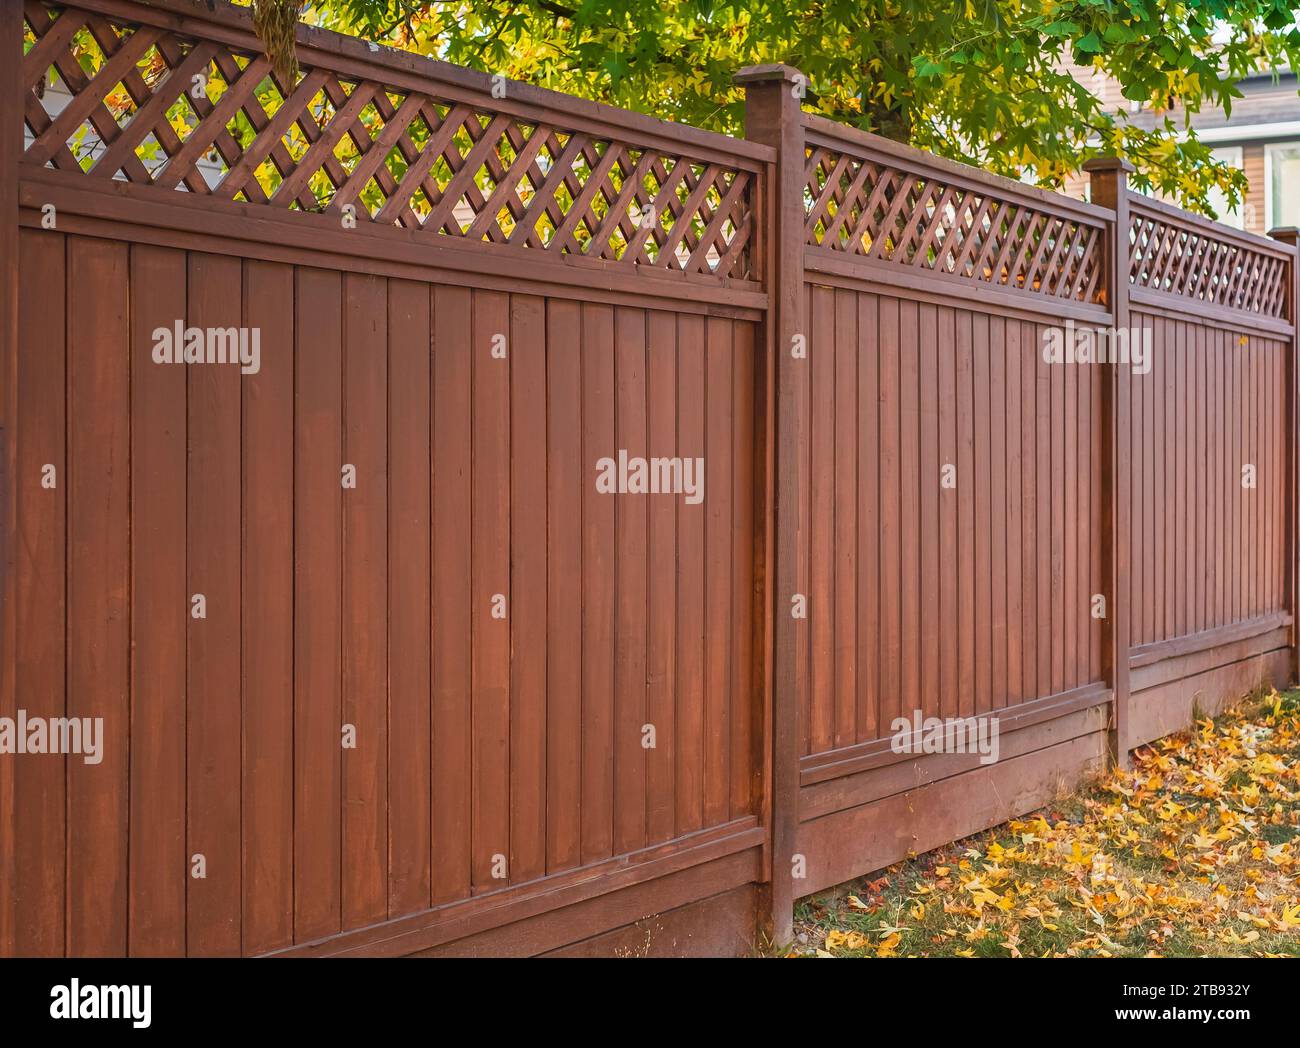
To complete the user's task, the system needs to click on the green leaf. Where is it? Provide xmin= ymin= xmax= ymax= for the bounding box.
xmin=1075 ymin=31 xmax=1104 ymax=55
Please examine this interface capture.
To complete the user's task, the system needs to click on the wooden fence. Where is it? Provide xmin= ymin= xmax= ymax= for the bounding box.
xmin=0 ymin=1 xmax=1295 ymax=956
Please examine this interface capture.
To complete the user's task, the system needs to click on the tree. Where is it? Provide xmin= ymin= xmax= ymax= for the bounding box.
xmin=252 ymin=0 xmax=1300 ymax=218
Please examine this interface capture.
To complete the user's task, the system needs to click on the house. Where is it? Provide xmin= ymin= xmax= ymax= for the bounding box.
xmin=1064 ymin=64 xmax=1300 ymax=234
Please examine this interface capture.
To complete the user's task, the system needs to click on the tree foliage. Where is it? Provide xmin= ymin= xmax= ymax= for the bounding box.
xmin=259 ymin=1 xmax=1300 ymax=218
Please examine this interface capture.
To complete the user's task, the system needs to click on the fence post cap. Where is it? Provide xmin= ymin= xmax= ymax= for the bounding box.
xmin=1267 ymin=225 xmax=1300 ymax=243
xmin=1082 ymin=156 xmax=1136 ymax=174
xmin=733 ymin=63 xmax=805 ymax=86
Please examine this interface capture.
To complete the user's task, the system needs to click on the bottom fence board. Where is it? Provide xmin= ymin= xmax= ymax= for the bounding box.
xmin=795 ymin=730 xmax=1109 ymax=897
xmin=406 ymin=851 xmax=763 ymax=958
xmin=1129 ymin=644 xmax=1291 ymax=747
xmin=799 ymin=700 xmax=1109 ymax=820
xmin=540 ymin=884 xmax=760 ymax=957
xmin=793 ymin=639 xmax=1295 ymax=905
xmin=270 ymin=820 xmax=764 ymax=957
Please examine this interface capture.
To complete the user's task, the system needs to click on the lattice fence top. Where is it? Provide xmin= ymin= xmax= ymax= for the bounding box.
xmin=20 ymin=0 xmax=756 ymax=281
xmin=803 ymin=139 xmax=1106 ymax=304
xmin=1128 ymin=202 xmax=1290 ymax=319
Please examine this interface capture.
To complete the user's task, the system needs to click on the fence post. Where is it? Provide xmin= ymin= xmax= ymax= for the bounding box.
xmin=0 ymin=0 xmax=21 ymax=954
xmin=1084 ymin=158 xmax=1134 ymax=768
xmin=734 ymin=63 xmax=804 ymax=948
xmin=1268 ymin=225 xmax=1300 ymax=686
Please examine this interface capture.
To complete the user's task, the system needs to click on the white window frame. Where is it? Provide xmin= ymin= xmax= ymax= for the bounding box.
xmin=1265 ymin=140 xmax=1300 ymax=232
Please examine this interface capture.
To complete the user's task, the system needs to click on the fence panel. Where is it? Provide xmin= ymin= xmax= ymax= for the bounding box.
xmin=1123 ymin=195 xmax=1297 ymax=745
xmin=784 ymin=115 xmax=1119 ymax=895
xmin=3 ymin=0 xmax=771 ymax=958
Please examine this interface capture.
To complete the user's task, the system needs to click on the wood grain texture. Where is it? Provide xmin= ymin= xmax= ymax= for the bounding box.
xmin=800 ymin=287 xmax=1111 ymax=760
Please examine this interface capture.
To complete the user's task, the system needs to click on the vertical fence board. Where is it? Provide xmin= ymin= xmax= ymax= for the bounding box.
xmin=1035 ymin=321 xmax=1051 ymax=699
xmin=1241 ymin=334 xmax=1249 ymax=622
xmin=957 ymin=310 xmax=977 ymax=718
xmin=1079 ymin=335 xmax=1089 ymax=682
xmin=1020 ymin=320 xmax=1038 ymax=701
xmin=509 ymin=293 xmax=547 ymax=883
xmin=1005 ymin=320 xmax=1022 ymax=707
xmin=341 ymin=272 xmax=388 ymax=927
xmin=1272 ymin=335 xmax=1281 ymax=614
xmin=808 ymin=286 xmax=833 ymax=754
xmin=731 ymin=320 xmax=756 ymax=818
xmin=974 ymin=312 xmax=993 ymax=712
xmin=1208 ymin=324 xmax=1217 ymax=632
xmin=614 ymin=307 xmax=649 ymax=853
xmin=918 ymin=305 xmax=938 ymax=715
xmin=1192 ymin=323 xmax=1203 ymax=633
xmin=13 ymin=230 xmax=66 ymax=956
xmin=675 ymin=314 xmax=706 ymax=833
xmin=1260 ymin=341 xmax=1268 ymax=616
xmin=646 ymin=309 xmax=678 ymax=840
xmin=1169 ymin=321 xmax=1180 ymax=632
xmin=1175 ymin=321 xmax=1186 ymax=636
xmin=1146 ymin=328 xmax=1158 ymax=644
xmin=186 ymin=253 xmax=244 ymax=955
xmin=129 ymin=244 xmax=187 ymax=957
xmin=1049 ymin=319 xmax=1065 ymax=692
xmin=470 ymin=290 xmax=511 ymax=889
xmin=429 ymin=283 xmax=466 ymax=905
xmin=857 ymin=294 xmax=880 ymax=740
xmin=389 ymin=280 xmax=433 ymax=913
xmin=990 ymin=316 xmax=1009 ymax=704
xmin=1155 ymin=316 xmax=1167 ymax=640
xmin=1230 ymin=330 xmax=1239 ymax=623
xmin=241 ymin=259 xmax=294 ymax=955
xmin=879 ymin=298 xmax=902 ymax=727
xmin=544 ymin=300 xmax=583 ymax=870
xmin=580 ymin=303 xmax=615 ymax=861
xmin=833 ymin=291 xmax=858 ymax=749
xmin=704 ymin=316 xmax=735 ymax=826
xmin=66 ymin=236 xmax=130 ymax=956
xmin=937 ymin=307 xmax=958 ymax=721
xmin=0 ymin=0 xmax=17 ymax=960
xmin=292 ymin=267 xmax=342 ymax=943
xmin=1089 ymin=359 xmax=1103 ymax=681
xmin=1070 ymin=344 xmax=1082 ymax=682
xmin=899 ymin=301 xmax=921 ymax=723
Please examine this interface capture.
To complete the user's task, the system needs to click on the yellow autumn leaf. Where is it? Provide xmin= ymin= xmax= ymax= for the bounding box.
xmin=825 ymin=929 xmax=869 ymax=951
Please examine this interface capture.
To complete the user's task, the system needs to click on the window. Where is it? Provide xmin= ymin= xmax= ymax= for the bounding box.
xmin=1204 ymin=146 xmax=1245 ymax=229
xmin=1266 ymin=142 xmax=1300 ymax=230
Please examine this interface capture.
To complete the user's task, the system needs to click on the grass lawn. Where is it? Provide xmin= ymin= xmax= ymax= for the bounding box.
xmin=786 ymin=689 xmax=1300 ymax=958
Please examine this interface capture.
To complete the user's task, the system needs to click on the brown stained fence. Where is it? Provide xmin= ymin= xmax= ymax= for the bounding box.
xmin=1122 ymin=196 xmax=1297 ymax=744
xmin=0 ymin=4 xmax=1296 ymax=957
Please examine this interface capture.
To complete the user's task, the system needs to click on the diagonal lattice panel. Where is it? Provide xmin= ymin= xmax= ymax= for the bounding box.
xmin=1129 ymin=208 xmax=1289 ymax=318
xmin=19 ymin=0 xmax=755 ymax=280
xmin=803 ymin=144 xmax=1108 ymax=303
